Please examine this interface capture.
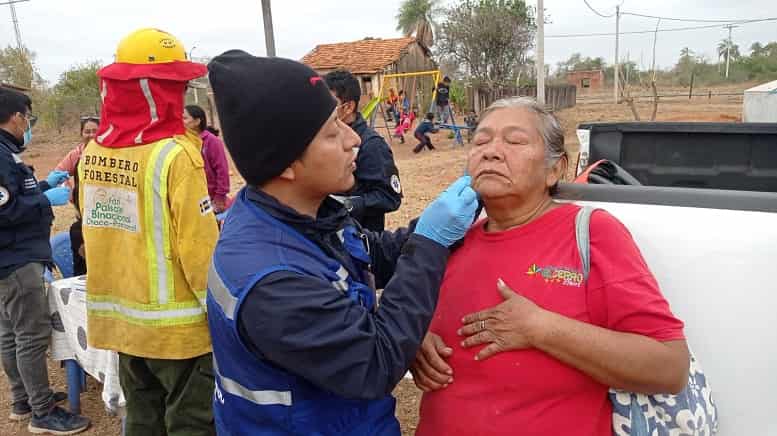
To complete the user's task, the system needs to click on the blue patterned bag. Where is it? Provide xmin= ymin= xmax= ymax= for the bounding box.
xmin=575 ymin=207 xmax=718 ymax=436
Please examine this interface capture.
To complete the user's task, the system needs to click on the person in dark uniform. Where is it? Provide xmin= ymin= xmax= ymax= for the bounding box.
xmin=0 ymin=87 xmax=91 ymax=434
xmin=434 ymin=76 xmax=452 ymax=125
xmin=324 ymin=70 xmax=402 ymax=232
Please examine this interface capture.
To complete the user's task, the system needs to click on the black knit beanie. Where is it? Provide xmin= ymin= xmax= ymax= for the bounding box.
xmin=208 ymin=50 xmax=337 ymax=186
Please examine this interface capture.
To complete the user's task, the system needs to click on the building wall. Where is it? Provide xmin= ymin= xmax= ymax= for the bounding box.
xmin=743 ymin=92 xmax=777 ymax=122
xmin=566 ymin=70 xmax=604 ymax=91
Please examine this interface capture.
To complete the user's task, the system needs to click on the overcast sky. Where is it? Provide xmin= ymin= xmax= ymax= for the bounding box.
xmin=3 ymin=0 xmax=777 ymax=84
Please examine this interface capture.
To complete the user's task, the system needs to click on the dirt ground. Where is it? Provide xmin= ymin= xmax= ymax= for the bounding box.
xmin=0 ymin=86 xmax=747 ymax=435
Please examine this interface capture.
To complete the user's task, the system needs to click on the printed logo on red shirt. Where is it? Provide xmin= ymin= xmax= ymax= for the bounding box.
xmin=526 ymin=264 xmax=583 ymax=287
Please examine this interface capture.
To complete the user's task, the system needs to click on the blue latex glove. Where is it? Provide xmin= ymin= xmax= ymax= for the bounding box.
xmin=415 ymin=175 xmax=479 ymax=247
xmin=46 ymin=170 xmax=70 ymax=187
xmin=43 ymin=186 xmax=71 ymax=206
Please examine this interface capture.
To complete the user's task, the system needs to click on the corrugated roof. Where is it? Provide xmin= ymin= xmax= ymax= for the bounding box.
xmin=302 ymin=37 xmax=419 ymax=74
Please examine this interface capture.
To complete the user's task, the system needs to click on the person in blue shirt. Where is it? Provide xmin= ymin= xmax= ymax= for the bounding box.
xmin=413 ymin=112 xmax=439 ymax=154
xmin=0 ymin=87 xmax=90 ymax=434
xmin=206 ymin=51 xmax=479 ymax=435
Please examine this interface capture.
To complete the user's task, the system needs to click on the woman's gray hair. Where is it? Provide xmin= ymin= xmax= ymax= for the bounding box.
xmin=479 ymin=96 xmax=566 ymax=165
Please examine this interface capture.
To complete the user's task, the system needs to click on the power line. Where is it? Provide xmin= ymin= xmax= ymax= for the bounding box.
xmin=582 ymin=0 xmax=615 ymax=18
xmin=546 ymin=17 xmax=777 ymax=38
xmin=620 ymin=11 xmax=765 ymax=23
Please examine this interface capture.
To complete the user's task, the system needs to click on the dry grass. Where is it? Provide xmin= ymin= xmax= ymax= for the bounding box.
xmin=0 ymin=86 xmax=747 ymax=435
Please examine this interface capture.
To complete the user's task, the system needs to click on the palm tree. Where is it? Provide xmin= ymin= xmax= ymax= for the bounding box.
xmin=396 ymin=0 xmax=438 ymax=48
xmin=717 ymin=39 xmax=740 ymax=63
xmin=717 ymin=40 xmax=728 ymax=63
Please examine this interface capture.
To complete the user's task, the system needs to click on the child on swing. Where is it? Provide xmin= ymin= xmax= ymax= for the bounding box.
xmin=393 ymin=107 xmax=416 ymax=144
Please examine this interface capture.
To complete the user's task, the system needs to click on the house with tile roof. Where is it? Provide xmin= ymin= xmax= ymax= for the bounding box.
xmin=302 ymin=37 xmax=436 ymax=104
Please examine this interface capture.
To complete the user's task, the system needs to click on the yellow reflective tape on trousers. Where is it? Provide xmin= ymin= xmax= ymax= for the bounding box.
xmin=144 ymin=140 xmax=182 ymax=305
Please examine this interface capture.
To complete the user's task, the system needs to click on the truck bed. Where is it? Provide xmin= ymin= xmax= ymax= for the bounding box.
xmin=555 ymin=183 xmax=777 ymax=436
xmin=576 ymin=122 xmax=777 ymax=192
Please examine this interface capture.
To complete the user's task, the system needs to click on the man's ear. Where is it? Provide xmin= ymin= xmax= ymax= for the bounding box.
xmin=279 ymin=165 xmax=296 ymax=182
xmin=346 ymin=100 xmax=358 ymax=116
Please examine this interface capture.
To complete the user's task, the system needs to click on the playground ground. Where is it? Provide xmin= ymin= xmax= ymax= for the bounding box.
xmin=0 ymin=87 xmax=748 ymax=435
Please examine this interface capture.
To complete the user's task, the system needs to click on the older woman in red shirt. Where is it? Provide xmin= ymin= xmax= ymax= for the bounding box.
xmin=411 ymin=97 xmax=689 ymax=436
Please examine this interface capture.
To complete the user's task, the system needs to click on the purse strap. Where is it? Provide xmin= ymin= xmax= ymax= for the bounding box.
xmin=575 ymin=206 xmax=596 ymax=281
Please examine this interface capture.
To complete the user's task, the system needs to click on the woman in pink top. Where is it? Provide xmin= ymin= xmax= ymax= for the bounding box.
xmin=183 ymin=105 xmax=231 ymax=213
xmin=55 ymin=116 xmax=99 ymax=176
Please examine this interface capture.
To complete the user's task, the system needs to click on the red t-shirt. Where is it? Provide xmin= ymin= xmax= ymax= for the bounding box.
xmin=416 ymin=204 xmax=685 ymax=436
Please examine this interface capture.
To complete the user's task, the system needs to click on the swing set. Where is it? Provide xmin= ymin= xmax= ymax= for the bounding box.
xmin=360 ymin=70 xmax=472 ymax=146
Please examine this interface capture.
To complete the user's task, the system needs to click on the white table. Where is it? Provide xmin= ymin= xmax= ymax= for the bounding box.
xmin=49 ymin=276 xmax=126 ymax=414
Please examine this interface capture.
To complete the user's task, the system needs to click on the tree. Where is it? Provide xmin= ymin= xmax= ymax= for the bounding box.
xmin=750 ymin=42 xmax=765 ymax=57
xmin=38 ymin=61 xmax=102 ymax=132
xmin=555 ymin=53 xmax=606 ymax=80
xmin=717 ymin=39 xmax=740 ymax=64
xmin=437 ymin=0 xmax=535 ymax=89
xmin=0 ymin=45 xmax=38 ymax=89
xmin=396 ymin=0 xmax=438 ymax=48
xmin=765 ymin=42 xmax=777 ymax=58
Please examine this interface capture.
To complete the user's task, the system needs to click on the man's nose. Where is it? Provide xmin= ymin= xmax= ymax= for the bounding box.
xmin=345 ymin=125 xmax=360 ymax=150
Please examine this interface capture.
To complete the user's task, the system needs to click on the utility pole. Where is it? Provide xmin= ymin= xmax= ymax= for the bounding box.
xmin=260 ymin=0 xmax=276 ymax=57
xmin=613 ymin=4 xmax=620 ymax=103
xmin=724 ymin=24 xmax=737 ymax=79
xmin=536 ymin=0 xmax=545 ymax=105
xmin=3 ymin=0 xmax=30 ymax=50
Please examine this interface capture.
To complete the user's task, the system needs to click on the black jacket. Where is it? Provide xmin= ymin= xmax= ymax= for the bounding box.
xmin=237 ymin=188 xmax=448 ymax=400
xmin=345 ymin=113 xmax=402 ymax=232
xmin=0 ymin=129 xmax=54 ymax=279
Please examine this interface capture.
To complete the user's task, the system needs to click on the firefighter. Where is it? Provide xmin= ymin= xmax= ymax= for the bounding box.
xmin=78 ymin=28 xmax=218 ymax=436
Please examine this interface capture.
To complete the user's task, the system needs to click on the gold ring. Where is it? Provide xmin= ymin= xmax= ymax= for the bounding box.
xmin=480 ymin=320 xmax=486 ymax=331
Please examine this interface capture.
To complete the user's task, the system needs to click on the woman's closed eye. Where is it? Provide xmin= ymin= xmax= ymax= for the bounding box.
xmin=505 ymin=134 xmax=530 ymax=145
xmin=473 ymin=134 xmax=491 ymax=146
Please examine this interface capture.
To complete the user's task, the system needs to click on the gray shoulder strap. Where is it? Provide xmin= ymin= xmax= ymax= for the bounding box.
xmin=575 ymin=206 xmax=596 ymax=281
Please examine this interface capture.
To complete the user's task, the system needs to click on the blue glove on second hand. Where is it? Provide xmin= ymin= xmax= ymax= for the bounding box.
xmin=415 ymin=175 xmax=479 ymax=247
xmin=46 ymin=170 xmax=70 ymax=187
xmin=43 ymin=186 xmax=71 ymax=206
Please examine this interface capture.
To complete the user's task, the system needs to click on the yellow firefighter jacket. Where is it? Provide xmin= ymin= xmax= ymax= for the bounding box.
xmin=79 ymin=131 xmax=219 ymax=359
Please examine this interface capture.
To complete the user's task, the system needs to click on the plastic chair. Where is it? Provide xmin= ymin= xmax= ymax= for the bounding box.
xmin=50 ymin=232 xmax=74 ymax=279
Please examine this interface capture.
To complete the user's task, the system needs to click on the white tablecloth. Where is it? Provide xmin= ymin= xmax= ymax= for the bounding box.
xmin=48 ymin=276 xmax=126 ymax=414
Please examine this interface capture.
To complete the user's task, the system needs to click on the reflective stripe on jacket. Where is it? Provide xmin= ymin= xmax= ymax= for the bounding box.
xmin=79 ymin=131 xmax=218 ymax=359
xmin=207 ymin=190 xmax=399 ymax=435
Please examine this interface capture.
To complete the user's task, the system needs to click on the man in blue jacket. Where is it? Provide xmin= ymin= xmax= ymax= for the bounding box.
xmin=324 ymin=70 xmax=402 ymax=232
xmin=0 ymin=87 xmax=91 ymax=434
xmin=206 ymin=51 xmax=478 ymax=435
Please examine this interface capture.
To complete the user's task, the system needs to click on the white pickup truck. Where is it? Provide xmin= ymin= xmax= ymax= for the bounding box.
xmin=565 ymin=120 xmax=777 ymax=435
